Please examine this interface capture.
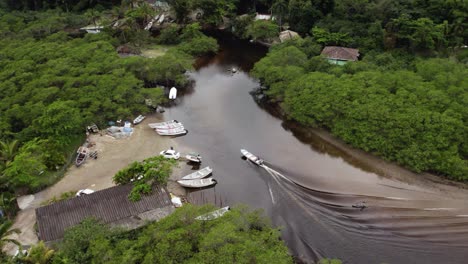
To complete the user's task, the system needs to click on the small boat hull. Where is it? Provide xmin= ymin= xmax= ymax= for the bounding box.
xmin=148 ymin=120 xmax=181 ymax=129
xmin=240 ymin=149 xmax=264 ymax=165
xmin=185 ymin=153 xmax=202 ymax=163
xmin=181 ymin=166 xmax=212 ymax=180
xmin=133 ymin=115 xmax=145 ymax=125
xmin=156 ymin=128 xmax=187 ymax=136
xmin=75 ymin=147 xmax=89 ymax=167
xmin=177 ymin=177 xmax=217 ymax=188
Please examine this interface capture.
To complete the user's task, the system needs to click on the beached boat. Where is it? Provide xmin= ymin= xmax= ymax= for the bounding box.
xmin=185 ymin=153 xmax=202 ymax=163
xmin=148 ymin=120 xmax=181 ymax=129
xmin=177 ymin=177 xmax=217 ymax=188
xmin=195 ymin=206 xmax=230 ymax=220
xmin=181 ymin=166 xmax=212 ymax=180
xmin=133 ymin=115 xmax=145 ymax=125
xmin=240 ymin=149 xmax=264 ymax=166
xmin=169 ymin=87 xmax=177 ymax=99
xmin=156 ymin=127 xmax=187 ymax=136
xmin=75 ymin=146 xmax=89 ymax=167
xmin=155 ymin=123 xmax=184 ymax=130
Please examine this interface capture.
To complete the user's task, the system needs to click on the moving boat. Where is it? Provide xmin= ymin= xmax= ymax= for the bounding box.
xmin=195 ymin=206 xmax=230 ymax=221
xmin=133 ymin=115 xmax=145 ymax=125
xmin=75 ymin=146 xmax=89 ymax=167
xmin=177 ymin=177 xmax=217 ymax=188
xmin=185 ymin=153 xmax=202 ymax=163
xmin=148 ymin=120 xmax=181 ymax=129
xmin=240 ymin=149 xmax=264 ymax=166
xmin=156 ymin=127 xmax=187 ymax=136
xmin=181 ymin=166 xmax=212 ymax=180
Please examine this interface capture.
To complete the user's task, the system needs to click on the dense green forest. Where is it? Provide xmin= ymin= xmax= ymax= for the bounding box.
xmin=247 ymin=0 xmax=467 ymax=179
xmin=0 ymin=2 xmax=219 ymax=213
xmin=2 ymin=205 xmax=293 ymax=264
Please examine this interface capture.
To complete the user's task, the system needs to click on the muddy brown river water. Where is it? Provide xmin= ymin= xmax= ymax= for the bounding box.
xmin=163 ymin=33 xmax=468 ymax=263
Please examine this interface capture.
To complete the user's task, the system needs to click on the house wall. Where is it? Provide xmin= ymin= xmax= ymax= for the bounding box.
xmin=327 ymin=59 xmax=348 ymax=65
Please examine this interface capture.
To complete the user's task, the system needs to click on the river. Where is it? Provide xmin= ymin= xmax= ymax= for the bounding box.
xmin=164 ymin=33 xmax=468 ymax=263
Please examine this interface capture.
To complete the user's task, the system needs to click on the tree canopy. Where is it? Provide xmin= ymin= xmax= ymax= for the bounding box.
xmin=51 ymin=204 xmax=293 ymax=264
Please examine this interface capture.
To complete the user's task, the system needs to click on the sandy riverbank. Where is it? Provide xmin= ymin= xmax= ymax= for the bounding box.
xmin=5 ymin=115 xmax=196 ymax=254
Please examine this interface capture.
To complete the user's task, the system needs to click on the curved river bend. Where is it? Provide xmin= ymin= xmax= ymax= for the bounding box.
xmin=164 ymin=34 xmax=468 ymax=263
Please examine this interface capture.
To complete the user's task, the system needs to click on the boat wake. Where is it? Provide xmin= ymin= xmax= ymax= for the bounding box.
xmin=258 ymin=163 xmax=468 ymax=255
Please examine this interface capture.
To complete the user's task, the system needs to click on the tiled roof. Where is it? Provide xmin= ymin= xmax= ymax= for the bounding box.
xmin=36 ymin=184 xmax=172 ymax=242
xmin=321 ymin=46 xmax=360 ymax=61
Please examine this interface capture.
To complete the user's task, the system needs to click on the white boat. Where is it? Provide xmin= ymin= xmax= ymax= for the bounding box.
xmin=75 ymin=146 xmax=89 ymax=167
xmin=169 ymin=87 xmax=177 ymax=99
xmin=177 ymin=177 xmax=217 ymax=188
xmin=148 ymin=120 xmax=181 ymax=129
xmin=133 ymin=115 xmax=145 ymax=125
xmin=155 ymin=123 xmax=184 ymax=130
xmin=181 ymin=166 xmax=212 ymax=180
xmin=195 ymin=206 xmax=230 ymax=221
xmin=156 ymin=127 xmax=187 ymax=136
xmin=185 ymin=153 xmax=202 ymax=163
xmin=157 ymin=14 xmax=165 ymax=24
xmin=240 ymin=149 xmax=264 ymax=165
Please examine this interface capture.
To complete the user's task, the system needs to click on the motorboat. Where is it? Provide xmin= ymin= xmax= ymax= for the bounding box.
xmin=160 ymin=149 xmax=180 ymax=159
xmin=148 ymin=120 xmax=181 ymax=129
xmin=133 ymin=115 xmax=145 ymax=125
xmin=181 ymin=166 xmax=212 ymax=180
xmin=185 ymin=153 xmax=202 ymax=163
xmin=75 ymin=146 xmax=89 ymax=167
xmin=195 ymin=206 xmax=230 ymax=221
xmin=177 ymin=177 xmax=217 ymax=188
xmin=240 ymin=149 xmax=264 ymax=166
xmin=155 ymin=123 xmax=184 ymax=130
xmin=156 ymin=127 xmax=187 ymax=136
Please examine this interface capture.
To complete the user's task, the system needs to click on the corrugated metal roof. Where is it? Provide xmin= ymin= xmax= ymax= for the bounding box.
xmin=36 ymin=184 xmax=172 ymax=242
xmin=321 ymin=46 xmax=360 ymax=61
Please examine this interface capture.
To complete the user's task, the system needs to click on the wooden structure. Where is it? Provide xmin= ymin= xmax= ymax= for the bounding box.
xmin=36 ymin=184 xmax=174 ymax=243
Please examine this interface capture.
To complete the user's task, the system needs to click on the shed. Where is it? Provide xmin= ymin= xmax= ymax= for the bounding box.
xmin=36 ymin=184 xmax=174 ymax=243
xmin=321 ymin=46 xmax=360 ymax=65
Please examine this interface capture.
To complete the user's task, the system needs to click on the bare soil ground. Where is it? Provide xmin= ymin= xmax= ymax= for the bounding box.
xmin=5 ymin=115 xmax=192 ymax=254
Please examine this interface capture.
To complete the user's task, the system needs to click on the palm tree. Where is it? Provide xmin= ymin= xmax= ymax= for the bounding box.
xmin=0 ymin=192 xmax=16 ymax=218
xmin=0 ymin=140 xmax=20 ymax=166
xmin=0 ymin=220 xmax=21 ymax=249
xmin=272 ymin=0 xmax=288 ymax=30
xmin=23 ymin=241 xmax=54 ymax=264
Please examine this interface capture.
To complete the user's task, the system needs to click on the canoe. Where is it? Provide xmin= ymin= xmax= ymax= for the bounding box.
xmin=133 ymin=115 xmax=145 ymax=125
xmin=186 ymin=153 xmax=202 ymax=163
xmin=181 ymin=166 xmax=212 ymax=180
xmin=195 ymin=206 xmax=230 ymax=221
xmin=177 ymin=177 xmax=217 ymax=188
xmin=148 ymin=120 xmax=180 ymax=129
xmin=75 ymin=146 xmax=89 ymax=167
xmin=240 ymin=149 xmax=264 ymax=166
xmin=156 ymin=127 xmax=187 ymax=136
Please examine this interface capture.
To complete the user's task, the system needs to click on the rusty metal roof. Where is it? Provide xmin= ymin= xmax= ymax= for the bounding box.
xmin=36 ymin=184 xmax=172 ymax=242
xmin=321 ymin=46 xmax=360 ymax=61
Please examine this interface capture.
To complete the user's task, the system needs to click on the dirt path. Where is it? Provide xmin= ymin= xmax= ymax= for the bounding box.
xmin=5 ymin=115 xmax=192 ymax=254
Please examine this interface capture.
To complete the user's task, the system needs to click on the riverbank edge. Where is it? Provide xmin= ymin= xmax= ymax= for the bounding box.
xmin=260 ymin=101 xmax=468 ymax=191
